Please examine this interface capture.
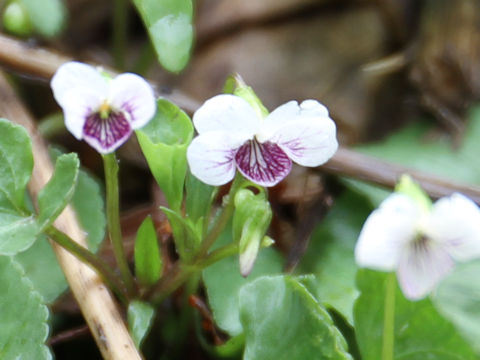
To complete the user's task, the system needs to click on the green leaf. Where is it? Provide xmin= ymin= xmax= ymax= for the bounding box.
xmin=15 ymin=235 xmax=67 ymax=303
xmin=128 ymin=300 xmax=155 ymax=348
xmin=72 ymin=169 xmax=106 ymax=252
xmin=347 ymin=107 xmax=480 ymax=206
xmin=433 ymin=260 xmax=480 ymax=354
xmin=354 ymin=269 xmax=476 ymax=359
xmin=2 ymin=1 xmax=33 ymax=37
xmin=37 ymin=153 xmax=79 ymax=231
xmin=0 ymin=118 xmax=33 ymax=213
xmin=0 ymin=213 xmax=38 ymax=255
xmin=298 ymin=190 xmax=371 ymax=324
xmin=20 ymin=0 xmax=66 ymax=37
xmin=185 ymin=170 xmax=215 ymax=225
xmin=134 ymin=216 xmax=162 ymax=287
xmin=132 ymin=0 xmax=193 ymax=72
xmin=0 ymin=256 xmax=52 ymax=359
xmin=239 ymin=275 xmax=352 ymax=360
xmin=136 ymin=99 xmax=193 ymax=211
xmin=203 ymin=225 xmax=283 ymax=336
xmin=161 ymin=207 xmax=200 ymax=261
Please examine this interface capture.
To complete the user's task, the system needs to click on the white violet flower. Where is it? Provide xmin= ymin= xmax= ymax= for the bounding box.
xmin=51 ymin=61 xmax=156 ymax=154
xmin=186 ymin=94 xmax=338 ymax=187
xmin=355 ymin=192 xmax=480 ymax=300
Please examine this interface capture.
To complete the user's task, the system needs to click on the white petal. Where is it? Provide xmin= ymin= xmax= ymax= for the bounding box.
xmin=61 ymin=88 xmax=104 ymax=139
xmin=192 ymin=94 xmax=259 ymax=136
xmin=355 ymin=194 xmax=420 ymax=271
xmin=109 ymin=73 xmax=156 ymax=129
xmin=425 ymin=193 xmax=480 ymax=262
xmin=258 ymin=99 xmax=329 ymax=141
xmin=397 ymin=241 xmax=454 ymax=300
xmin=268 ymin=116 xmax=338 ymax=166
xmin=187 ymin=131 xmax=247 ymax=186
xmin=51 ymin=61 xmax=107 ymax=107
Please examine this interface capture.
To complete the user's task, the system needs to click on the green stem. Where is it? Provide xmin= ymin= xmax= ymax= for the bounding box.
xmin=382 ymin=272 xmax=396 ymax=360
xmin=148 ymin=243 xmax=239 ymax=304
xmin=46 ymin=226 xmax=128 ymax=304
xmin=197 ymin=174 xmax=245 ymax=258
xmin=148 ymin=175 xmax=245 ymax=304
xmin=103 ymin=152 xmax=136 ymax=296
xmin=112 ymin=0 xmax=128 ymax=70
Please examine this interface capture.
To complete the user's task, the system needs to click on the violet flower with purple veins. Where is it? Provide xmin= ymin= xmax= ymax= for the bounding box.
xmin=355 ymin=192 xmax=480 ymax=300
xmin=186 ymin=94 xmax=338 ymax=187
xmin=51 ymin=61 xmax=156 ymax=154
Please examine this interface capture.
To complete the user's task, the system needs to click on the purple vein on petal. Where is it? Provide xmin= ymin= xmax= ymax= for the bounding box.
xmin=235 ymin=139 xmax=292 ymax=186
xmin=83 ymin=111 xmax=132 ymax=152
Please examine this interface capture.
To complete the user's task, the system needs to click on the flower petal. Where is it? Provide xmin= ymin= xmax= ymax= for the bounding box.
xmin=425 ymin=193 xmax=480 ymax=262
xmin=83 ymin=111 xmax=132 ymax=154
xmin=273 ymin=117 xmax=338 ymax=166
xmin=61 ymin=88 xmax=104 ymax=139
xmin=258 ymin=99 xmax=329 ymax=140
xmin=234 ymin=140 xmax=292 ymax=187
xmin=193 ymin=94 xmax=259 ymax=136
xmin=109 ymin=73 xmax=156 ymax=129
xmin=187 ymin=131 xmax=245 ymax=186
xmin=355 ymin=194 xmax=419 ymax=271
xmin=51 ymin=61 xmax=107 ymax=107
xmin=397 ymin=241 xmax=454 ymax=300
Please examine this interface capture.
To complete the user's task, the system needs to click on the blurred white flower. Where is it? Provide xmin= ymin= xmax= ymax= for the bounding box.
xmin=355 ymin=192 xmax=480 ymax=300
xmin=51 ymin=61 xmax=156 ymax=154
xmin=186 ymin=94 xmax=338 ymax=187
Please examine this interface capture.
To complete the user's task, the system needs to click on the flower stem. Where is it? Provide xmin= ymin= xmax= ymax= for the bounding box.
xmin=103 ymin=152 xmax=136 ymax=296
xmin=196 ymin=174 xmax=245 ymax=258
xmin=382 ymin=272 xmax=396 ymax=360
xmin=148 ymin=175 xmax=246 ymax=304
xmin=112 ymin=0 xmax=128 ymax=70
xmin=148 ymin=243 xmax=239 ymax=304
xmin=46 ymin=226 xmax=129 ymax=304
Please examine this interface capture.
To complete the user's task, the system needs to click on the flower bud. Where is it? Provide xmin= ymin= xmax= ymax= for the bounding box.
xmin=233 ymin=189 xmax=272 ymax=276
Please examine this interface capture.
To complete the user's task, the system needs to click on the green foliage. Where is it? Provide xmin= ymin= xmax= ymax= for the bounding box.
xmin=0 ymin=118 xmax=38 ymax=255
xmin=2 ymin=1 xmax=33 ymax=37
xmin=239 ymin=275 xmax=352 ymax=360
xmin=161 ymin=207 xmax=200 ymax=261
xmin=37 ymin=153 xmax=79 ymax=231
xmin=134 ymin=216 xmax=162 ymax=287
xmin=15 ymin=155 xmax=106 ymax=303
xmin=0 ymin=214 xmax=38 ymax=255
xmin=132 ymin=0 xmax=193 ymax=72
xmin=185 ymin=170 xmax=215 ymax=226
xmin=203 ymin=226 xmax=283 ymax=336
xmin=19 ymin=0 xmax=66 ymax=37
xmin=14 ymin=236 xmax=67 ymax=303
xmin=299 ymin=190 xmax=372 ymax=325
xmin=354 ymin=269 xmax=476 ymax=359
xmin=136 ymin=99 xmax=193 ymax=211
xmin=433 ymin=260 xmax=480 ymax=354
xmin=0 ymin=257 xmax=51 ymax=359
xmin=71 ymin=169 xmax=106 ymax=252
xmin=0 ymin=118 xmax=33 ymax=213
xmin=128 ymin=300 xmax=155 ymax=348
